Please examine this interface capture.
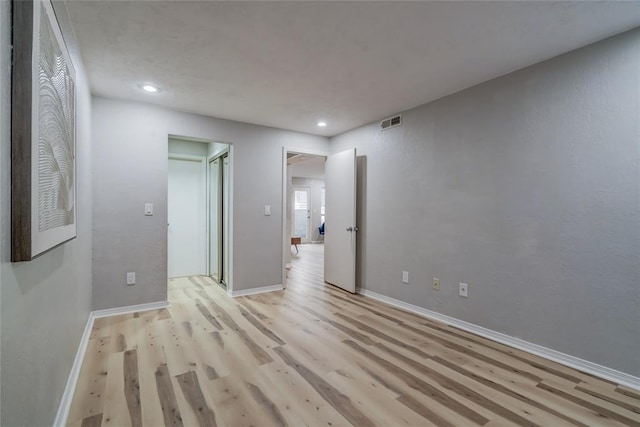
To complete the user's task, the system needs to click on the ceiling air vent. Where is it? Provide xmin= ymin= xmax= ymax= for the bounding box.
xmin=380 ymin=114 xmax=402 ymax=131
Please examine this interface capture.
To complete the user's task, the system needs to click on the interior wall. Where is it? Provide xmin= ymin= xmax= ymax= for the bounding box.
xmin=289 ymin=156 xmax=325 ymax=179
xmin=92 ymin=97 xmax=329 ymax=308
xmin=168 ymin=137 xmax=208 ymax=157
xmin=0 ymin=2 xmax=93 ymax=425
xmin=331 ymin=28 xmax=640 ymax=376
xmin=208 ymin=142 xmax=229 ymax=158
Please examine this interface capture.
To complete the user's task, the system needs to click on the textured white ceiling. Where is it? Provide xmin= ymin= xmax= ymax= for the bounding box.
xmin=65 ymin=1 xmax=640 ymax=137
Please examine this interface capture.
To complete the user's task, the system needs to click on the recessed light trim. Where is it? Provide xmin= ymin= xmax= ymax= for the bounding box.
xmin=139 ymin=83 xmax=159 ymax=93
xmin=317 ymin=121 xmax=327 ymax=127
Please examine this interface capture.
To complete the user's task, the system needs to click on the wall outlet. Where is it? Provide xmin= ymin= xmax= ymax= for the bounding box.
xmin=126 ymin=272 xmax=136 ymax=285
xmin=264 ymin=205 xmax=271 ymax=216
xmin=432 ymin=278 xmax=440 ymax=290
xmin=459 ymin=282 xmax=468 ymax=297
xmin=402 ymin=271 xmax=409 ymax=283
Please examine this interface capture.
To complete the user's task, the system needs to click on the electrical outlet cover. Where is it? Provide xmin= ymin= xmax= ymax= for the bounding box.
xmin=459 ymin=282 xmax=468 ymax=297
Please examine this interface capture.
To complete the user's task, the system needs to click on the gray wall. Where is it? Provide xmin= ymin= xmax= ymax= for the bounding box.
xmin=0 ymin=2 xmax=93 ymax=425
xmin=332 ymin=29 xmax=640 ymax=376
xmin=289 ymin=156 xmax=325 ymax=179
xmin=208 ymin=142 xmax=229 ymax=158
xmin=92 ymin=97 xmax=329 ymax=309
xmin=168 ymin=137 xmax=209 ymax=157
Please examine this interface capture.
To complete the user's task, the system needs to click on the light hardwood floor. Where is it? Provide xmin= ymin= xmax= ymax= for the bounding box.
xmin=68 ymin=244 xmax=640 ymax=426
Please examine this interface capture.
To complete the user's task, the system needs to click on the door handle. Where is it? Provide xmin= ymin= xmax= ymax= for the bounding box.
xmin=346 ymin=227 xmax=353 ymax=232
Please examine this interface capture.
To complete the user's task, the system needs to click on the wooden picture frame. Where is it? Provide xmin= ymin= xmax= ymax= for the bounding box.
xmin=12 ymin=0 xmax=77 ymax=262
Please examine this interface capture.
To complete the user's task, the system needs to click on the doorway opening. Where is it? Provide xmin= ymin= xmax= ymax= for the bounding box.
xmin=283 ymin=150 xmax=327 ymax=284
xmin=167 ymin=136 xmax=232 ymax=292
xmin=282 ymin=147 xmax=358 ymax=293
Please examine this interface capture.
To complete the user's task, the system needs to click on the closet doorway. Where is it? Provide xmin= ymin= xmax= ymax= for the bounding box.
xmin=167 ymin=136 xmax=232 ymax=291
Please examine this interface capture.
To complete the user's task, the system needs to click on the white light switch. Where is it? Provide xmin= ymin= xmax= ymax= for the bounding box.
xmin=402 ymin=271 xmax=409 ymax=283
xmin=127 ymin=272 xmax=136 ymax=285
xmin=264 ymin=205 xmax=271 ymax=216
xmin=145 ymin=203 xmax=153 ymax=216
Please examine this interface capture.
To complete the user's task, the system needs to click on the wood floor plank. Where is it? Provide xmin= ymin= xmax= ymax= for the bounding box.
xmin=155 ymin=364 xmax=184 ymax=427
xmin=175 ymin=370 xmax=218 ymax=427
xmin=537 ymin=380 xmax=640 ymax=426
xmin=203 ymin=375 xmax=268 ymax=427
xmin=194 ymin=299 xmax=224 ymax=331
xmin=123 ymin=349 xmax=142 ymax=427
xmin=616 ymin=386 xmax=640 ymax=401
xmin=575 ymin=383 xmax=640 ymax=414
xmin=197 ymin=290 xmax=273 ymax=365
xmin=325 ymin=369 xmax=440 ymax=426
xmin=432 ymin=355 xmax=591 ymax=427
xmin=273 ymin=346 xmax=376 ymax=427
xmin=67 ymin=244 xmax=640 ymax=427
xmin=135 ymin=344 xmax=168 ymax=427
xmin=342 ymin=339 xmax=490 ymax=425
xmin=79 ymin=413 xmax=102 ymax=427
xmin=395 ymin=394 xmax=456 ymax=427
xmin=102 ymin=352 xmax=131 ymax=427
xmin=67 ymin=336 xmax=111 ymax=423
xmin=245 ymin=381 xmax=289 ymax=427
xmin=238 ymin=305 xmax=286 ymax=345
xmin=257 ymin=360 xmax=352 ymax=426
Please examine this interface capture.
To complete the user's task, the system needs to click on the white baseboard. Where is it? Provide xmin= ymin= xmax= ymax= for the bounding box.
xmin=229 ymin=284 xmax=284 ymax=297
xmin=92 ymin=300 xmax=170 ymax=319
xmin=53 ymin=300 xmax=170 ymax=426
xmin=358 ymin=289 xmax=640 ymax=391
xmin=53 ymin=311 xmax=96 ymax=427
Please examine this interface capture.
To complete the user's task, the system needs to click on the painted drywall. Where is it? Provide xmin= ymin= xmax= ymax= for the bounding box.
xmin=208 ymin=142 xmax=229 ymax=158
xmin=289 ymin=156 xmax=326 ymax=179
xmin=0 ymin=2 xmax=93 ymax=425
xmin=168 ymin=137 xmax=208 ymax=157
xmin=332 ymin=29 xmax=640 ymax=376
xmin=92 ymin=97 xmax=329 ymax=309
xmin=292 ymin=178 xmax=325 ymax=242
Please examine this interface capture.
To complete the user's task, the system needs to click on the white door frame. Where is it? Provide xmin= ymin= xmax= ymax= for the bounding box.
xmin=167 ymin=136 xmax=235 ymax=294
xmin=281 ymin=147 xmax=328 ymax=287
xmin=168 ymin=153 xmax=207 ymax=277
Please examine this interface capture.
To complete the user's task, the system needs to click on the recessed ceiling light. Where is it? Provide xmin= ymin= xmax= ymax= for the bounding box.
xmin=140 ymin=83 xmax=159 ymax=93
xmin=317 ymin=121 xmax=327 ymax=127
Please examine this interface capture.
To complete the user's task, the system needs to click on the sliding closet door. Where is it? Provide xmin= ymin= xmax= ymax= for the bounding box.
xmin=209 ymin=158 xmax=221 ymax=283
xmin=222 ymin=155 xmax=230 ymax=286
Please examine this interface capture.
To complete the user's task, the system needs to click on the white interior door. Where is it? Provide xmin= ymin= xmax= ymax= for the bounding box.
xmin=209 ymin=158 xmax=221 ymax=283
xmin=324 ymin=148 xmax=357 ymax=293
xmin=168 ymin=157 xmax=206 ymax=278
xmin=292 ymin=186 xmax=311 ymax=242
xmin=222 ymin=156 xmax=230 ymax=285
